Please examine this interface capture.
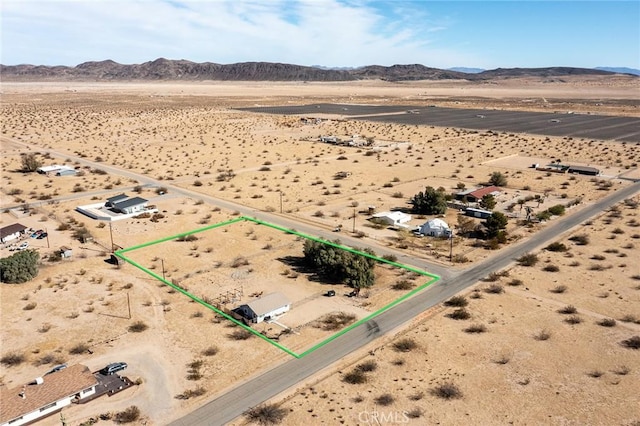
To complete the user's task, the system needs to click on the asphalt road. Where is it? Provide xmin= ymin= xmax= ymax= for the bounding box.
xmin=170 ymin=182 xmax=639 ymax=426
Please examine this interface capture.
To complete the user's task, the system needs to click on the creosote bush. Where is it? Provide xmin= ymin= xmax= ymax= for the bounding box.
xmin=557 ymin=305 xmax=577 ymax=314
xmin=113 ymin=406 xmax=141 ymax=424
xmin=128 ymin=321 xmax=149 ymax=333
xmin=1 ymin=352 xmax=26 ymax=367
xmin=444 ymin=295 xmax=468 ymax=307
xmin=447 ymin=308 xmax=471 ymax=320
xmin=464 ymin=323 xmax=487 ymax=333
xmin=69 ymin=343 xmax=89 ymax=355
xmin=620 ymin=336 xmax=640 ymax=350
xmin=430 ymin=382 xmax=463 ymax=400
xmin=597 ymin=318 xmax=617 ymax=327
xmin=534 ymin=329 xmax=551 ymax=341
xmin=244 ymin=404 xmax=288 ymax=425
xmin=393 ymin=338 xmax=418 ymax=352
xmin=517 ymin=253 xmax=539 ymax=266
xmin=374 ymin=393 xmax=395 ymax=406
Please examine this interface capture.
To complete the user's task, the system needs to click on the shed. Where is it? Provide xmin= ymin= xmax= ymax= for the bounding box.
xmin=464 ymin=207 xmax=492 ymax=219
xmin=60 ymin=246 xmax=73 ymax=258
xmin=418 ymin=218 xmax=451 ymax=237
xmin=55 ymin=167 xmax=77 ymax=176
xmin=233 ymin=292 xmax=291 ymax=324
xmin=0 ymin=223 xmax=27 ymax=243
xmin=371 ymin=211 xmax=412 ymax=228
xmin=568 ymin=165 xmax=600 ymax=176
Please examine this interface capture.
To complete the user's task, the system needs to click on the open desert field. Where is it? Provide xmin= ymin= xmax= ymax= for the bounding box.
xmin=1 ymin=78 xmax=638 ymax=425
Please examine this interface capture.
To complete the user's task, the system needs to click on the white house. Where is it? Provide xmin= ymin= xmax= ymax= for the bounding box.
xmin=371 ymin=211 xmax=412 ymax=228
xmin=0 ymin=364 xmax=98 ymax=426
xmin=418 ymin=218 xmax=451 ymax=237
xmin=233 ymin=292 xmax=291 ymax=324
xmin=36 ymin=165 xmax=75 ymax=175
xmin=111 ymin=197 xmax=148 ymax=215
xmin=0 ymin=223 xmax=27 ymax=243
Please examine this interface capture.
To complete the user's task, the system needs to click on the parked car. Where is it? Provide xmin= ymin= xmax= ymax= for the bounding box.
xmin=100 ymin=362 xmax=127 ymax=375
xmin=18 ymin=242 xmax=29 ymax=250
xmin=37 ymin=232 xmax=48 ymax=239
xmin=30 ymin=230 xmax=43 ymax=238
xmin=45 ymin=363 xmax=67 ymax=375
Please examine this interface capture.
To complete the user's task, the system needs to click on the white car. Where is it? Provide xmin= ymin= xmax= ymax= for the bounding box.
xmin=18 ymin=242 xmax=29 ymax=250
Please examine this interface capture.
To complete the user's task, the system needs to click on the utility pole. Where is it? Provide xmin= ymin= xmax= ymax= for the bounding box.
xmin=352 ymin=207 xmax=356 ymax=233
xmin=449 ymin=229 xmax=454 ymax=262
xmin=45 ymin=227 xmax=50 ymax=249
xmin=127 ymin=292 xmax=131 ymax=319
xmin=109 ymin=222 xmax=114 ymax=253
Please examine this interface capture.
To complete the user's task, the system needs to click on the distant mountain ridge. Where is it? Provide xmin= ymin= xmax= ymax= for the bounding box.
xmin=595 ymin=66 xmax=640 ymax=76
xmin=1 ymin=58 xmax=634 ymax=81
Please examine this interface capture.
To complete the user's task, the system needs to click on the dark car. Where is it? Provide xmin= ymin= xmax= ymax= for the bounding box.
xmin=37 ymin=232 xmax=48 ymax=239
xmin=100 ymin=362 xmax=127 ymax=375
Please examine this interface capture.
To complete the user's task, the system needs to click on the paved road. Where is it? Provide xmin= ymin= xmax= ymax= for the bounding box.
xmin=170 ymin=182 xmax=639 ymax=426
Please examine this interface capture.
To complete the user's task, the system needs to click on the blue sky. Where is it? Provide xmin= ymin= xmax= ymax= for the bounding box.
xmin=1 ymin=0 xmax=638 ymax=69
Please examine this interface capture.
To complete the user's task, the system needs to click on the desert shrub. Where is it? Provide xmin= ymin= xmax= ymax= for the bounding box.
xmin=1 ymin=352 xmax=26 ymax=367
xmin=406 ymin=408 xmax=423 ymax=419
xmin=549 ymin=285 xmax=567 ymax=293
xmin=201 ymin=346 xmax=219 ymax=356
xmin=356 ymin=360 xmax=377 ymax=372
xmin=612 ymin=365 xmax=630 ymax=375
xmin=392 ymin=280 xmax=415 ymax=290
xmin=534 ymin=329 xmax=551 ymax=341
xmin=545 ymin=242 xmax=568 ymax=252
xmin=228 ymin=328 xmax=253 ymax=340
xmin=591 ymin=254 xmax=606 ymax=261
xmin=508 ymin=279 xmax=523 ymax=286
xmin=244 ymin=404 xmax=288 ymax=425
xmin=619 ymin=314 xmax=638 ymax=323
xmin=548 ymin=205 xmax=566 ymax=216
xmin=483 ymin=284 xmax=504 ymax=294
xmin=557 ymin=305 xmax=577 ymax=314
xmin=128 ymin=321 xmax=148 ymax=333
xmin=444 ymin=295 xmax=468 ymax=307
xmin=381 ymin=254 xmax=398 ymax=262
xmin=430 ymin=382 xmax=463 ymax=400
xmin=175 ymin=386 xmax=206 ymax=400
xmin=315 ymin=312 xmax=356 ymax=331
xmin=69 ymin=343 xmax=89 ymax=354
xmin=587 ymin=370 xmax=604 ymax=378
xmin=620 ymin=336 xmax=640 ymax=349
xmin=464 ymin=324 xmax=487 ymax=333
xmin=597 ymin=318 xmax=616 ymax=327
xmin=374 ymin=393 xmax=395 ymax=406
xmin=393 ymin=338 xmax=418 ymax=352
xmin=517 ymin=253 xmax=539 ymax=266
xmin=564 ymin=315 xmax=583 ymax=325
xmin=569 ymin=234 xmax=590 ymax=245
xmin=343 ymin=369 xmax=368 ymax=384
xmin=113 ymin=406 xmax=140 ymax=424
xmin=23 ymin=302 xmax=37 ymax=310
xmin=33 ymin=353 xmax=65 ymax=366
xmin=447 ymin=308 xmax=471 ymax=320
xmin=230 ymin=256 xmax=250 ymax=268
xmin=543 ymin=264 xmax=560 ymax=272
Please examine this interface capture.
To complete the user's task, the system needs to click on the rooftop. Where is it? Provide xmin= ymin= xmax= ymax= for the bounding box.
xmin=246 ymin=292 xmax=291 ymax=316
xmin=0 ymin=223 xmax=27 ymax=239
xmin=0 ymin=364 xmax=98 ymax=423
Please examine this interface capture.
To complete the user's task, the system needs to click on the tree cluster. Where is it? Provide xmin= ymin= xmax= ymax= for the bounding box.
xmin=410 ymin=186 xmax=447 ymax=215
xmin=303 ymin=240 xmax=376 ymax=288
xmin=20 ymin=153 xmax=42 ymax=172
xmin=0 ymin=249 xmax=40 ymax=284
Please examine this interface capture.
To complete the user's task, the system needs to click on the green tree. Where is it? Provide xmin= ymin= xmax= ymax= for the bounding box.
xmin=0 ymin=250 xmax=40 ymax=284
xmin=456 ymin=215 xmax=476 ymax=236
xmin=21 ymin=153 xmax=42 ymax=172
xmin=489 ymin=172 xmax=507 ymax=187
xmin=410 ymin=186 xmax=447 ymax=215
xmin=485 ymin=212 xmax=508 ymax=238
xmin=303 ymin=240 xmax=376 ymax=288
xmin=480 ymin=194 xmax=497 ymax=210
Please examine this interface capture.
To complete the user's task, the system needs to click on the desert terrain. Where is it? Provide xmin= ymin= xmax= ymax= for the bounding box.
xmin=0 ymin=77 xmax=638 ymax=425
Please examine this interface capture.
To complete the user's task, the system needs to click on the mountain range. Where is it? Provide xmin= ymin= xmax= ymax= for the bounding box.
xmin=1 ymin=58 xmax=637 ymax=81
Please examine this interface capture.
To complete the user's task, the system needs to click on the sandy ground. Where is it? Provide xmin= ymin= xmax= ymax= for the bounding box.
xmin=0 ymin=78 xmax=638 ymax=425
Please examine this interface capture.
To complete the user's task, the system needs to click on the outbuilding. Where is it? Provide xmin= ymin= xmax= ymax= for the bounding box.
xmin=464 ymin=207 xmax=492 ymax=219
xmin=568 ymin=165 xmax=600 ymax=176
xmin=233 ymin=292 xmax=291 ymax=324
xmin=0 ymin=223 xmax=27 ymax=243
xmin=371 ymin=211 xmax=412 ymax=228
xmin=418 ymin=218 xmax=451 ymax=237
xmin=0 ymin=364 xmax=98 ymax=426
xmin=60 ymin=246 xmax=73 ymax=258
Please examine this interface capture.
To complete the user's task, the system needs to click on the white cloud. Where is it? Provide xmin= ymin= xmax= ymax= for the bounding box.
xmin=1 ymin=0 xmax=478 ymax=67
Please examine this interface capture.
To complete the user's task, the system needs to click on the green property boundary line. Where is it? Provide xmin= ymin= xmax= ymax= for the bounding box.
xmin=115 ymin=216 xmax=440 ymax=358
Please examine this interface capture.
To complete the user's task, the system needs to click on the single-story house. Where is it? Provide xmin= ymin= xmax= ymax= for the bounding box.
xmin=0 ymin=223 xmax=27 ymax=243
xmin=0 ymin=364 xmax=98 ymax=426
xmin=462 ymin=186 xmax=501 ymax=203
xmin=371 ymin=211 xmax=412 ymax=228
xmin=111 ymin=197 xmax=148 ymax=215
xmin=55 ymin=167 xmax=77 ymax=176
xmin=464 ymin=207 xmax=492 ymax=219
xmin=568 ymin=165 xmax=600 ymax=176
xmin=105 ymin=194 xmax=129 ymax=208
xmin=417 ymin=218 xmax=451 ymax=237
xmin=60 ymin=246 xmax=73 ymax=258
xmin=233 ymin=292 xmax=291 ymax=324
xmin=36 ymin=165 xmax=75 ymax=176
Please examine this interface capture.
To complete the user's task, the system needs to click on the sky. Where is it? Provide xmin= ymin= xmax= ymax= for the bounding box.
xmin=1 ymin=0 xmax=639 ymax=69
